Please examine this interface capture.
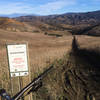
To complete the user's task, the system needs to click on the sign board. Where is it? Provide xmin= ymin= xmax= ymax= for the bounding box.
xmin=7 ymin=44 xmax=29 ymax=77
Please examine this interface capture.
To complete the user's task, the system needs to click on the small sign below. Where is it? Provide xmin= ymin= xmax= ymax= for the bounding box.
xmin=7 ymin=44 xmax=29 ymax=77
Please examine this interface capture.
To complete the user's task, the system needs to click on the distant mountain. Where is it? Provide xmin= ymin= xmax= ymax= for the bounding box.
xmin=0 ymin=10 xmax=100 ymax=35
xmin=15 ymin=10 xmax=100 ymax=35
xmin=16 ymin=10 xmax=100 ymax=25
xmin=57 ymin=10 xmax=100 ymax=25
xmin=0 ymin=13 xmax=39 ymax=18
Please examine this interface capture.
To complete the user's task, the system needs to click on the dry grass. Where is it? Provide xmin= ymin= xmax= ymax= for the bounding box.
xmin=75 ymin=35 xmax=100 ymax=49
xmin=0 ymin=29 xmax=72 ymax=97
xmin=0 ymin=29 xmax=72 ymax=72
xmin=0 ymin=29 xmax=100 ymax=99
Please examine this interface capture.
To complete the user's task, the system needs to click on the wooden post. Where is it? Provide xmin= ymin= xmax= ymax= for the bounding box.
xmin=18 ymin=74 xmax=24 ymax=100
xmin=6 ymin=44 xmax=13 ymax=96
xmin=10 ymin=78 xmax=13 ymax=96
xmin=18 ymin=76 xmax=21 ymax=93
xmin=26 ymin=43 xmax=33 ymax=100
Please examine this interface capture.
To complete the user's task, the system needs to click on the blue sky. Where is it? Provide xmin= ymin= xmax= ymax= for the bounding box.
xmin=0 ymin=0 xmax=100 ymax=15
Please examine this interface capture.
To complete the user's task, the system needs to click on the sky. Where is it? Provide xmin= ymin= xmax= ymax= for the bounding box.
xmin=0 ymin=0 xmax=100 ymax=15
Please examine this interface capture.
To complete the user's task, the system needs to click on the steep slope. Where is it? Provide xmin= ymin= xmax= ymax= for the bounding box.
xmin=32 ymin=37 xmax=100 ymax=100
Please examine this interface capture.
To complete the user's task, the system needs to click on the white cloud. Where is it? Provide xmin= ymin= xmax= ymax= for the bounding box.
xmin=40 ymin=0 xmax=75 ymax=10
xmin=0 ymin=2 xmax=31 ymax=14
xmin=0 ymin=0 xmax=76 ymax=15
xmin=32 ymin=0 xmax=76 ymax=15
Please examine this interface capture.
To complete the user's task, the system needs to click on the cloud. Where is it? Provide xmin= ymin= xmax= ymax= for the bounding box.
xmin=0 ymin=0 xmax=76 ymax=15
xmin=33 ymin=0 xmax=76 ymax=15
xmin=40 ymin=0 xmax=75 ymax=10
xmin=0 ymin=2 xmax=31 ymax=14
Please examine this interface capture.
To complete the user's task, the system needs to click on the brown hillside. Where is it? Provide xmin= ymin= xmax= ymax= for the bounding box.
xmin=15 ymin=10 xmax=100 ymax=36
xmin=0 ymin=17 xmax=40 ymax=32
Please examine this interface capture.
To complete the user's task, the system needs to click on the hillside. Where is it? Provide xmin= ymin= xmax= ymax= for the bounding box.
xmin=0 ymin=17 xmax=40 ymax=32
xmin=0 ymin=27 xmax=100 ymax=100
xmin=41 ymin=10 xmax=100 ymax=25
xmin=16 ymin=10 xmax=100 ymax=25
xmin=0 ymin=9 xmax=100 ymax=100
xmin=0 ymin=29 xmax=73 ymax=99
xmin=84 ymin=24 xmax=100 ymax=36
xmin=0 ymin=10 xmax=100 ymax=35
xmin=70 ymin=23 xmax=100 ymax=36
xmin=15 ymin=10 xmax=100 ymax=36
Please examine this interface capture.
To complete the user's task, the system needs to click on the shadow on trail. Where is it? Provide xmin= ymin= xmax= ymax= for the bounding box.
xmin=63 ymin=36 xmax=100 ymax=100
xmin=72 ymin=36 xmax=100 ymax=68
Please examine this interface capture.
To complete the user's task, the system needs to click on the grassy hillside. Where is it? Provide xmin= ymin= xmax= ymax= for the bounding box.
xmin=0 ymin=29 xmax=100 ymax=99
xmin=32 ymin=36 xmax=100 ymax=100
xmin=0 ymin=29 xmax=72 ymax=99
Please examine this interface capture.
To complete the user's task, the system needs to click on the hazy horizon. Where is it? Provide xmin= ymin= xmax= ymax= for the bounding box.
xmin=0 ymin=9 xmax=100 ymax=16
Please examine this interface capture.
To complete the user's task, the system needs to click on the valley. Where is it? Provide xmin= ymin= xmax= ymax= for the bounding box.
xmin=0 ymin=10 xmax=100 ymax=100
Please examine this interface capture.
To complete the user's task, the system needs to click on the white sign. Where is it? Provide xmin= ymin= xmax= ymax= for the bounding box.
xmin=7 ymin=44 xmax=29 ymax=77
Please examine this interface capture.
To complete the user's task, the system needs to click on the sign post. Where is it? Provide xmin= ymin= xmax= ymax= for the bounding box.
xmin=6 ymin=44 xmax=31 ymax=100
xmin=6 ymin=44 xmax=29 ymax=77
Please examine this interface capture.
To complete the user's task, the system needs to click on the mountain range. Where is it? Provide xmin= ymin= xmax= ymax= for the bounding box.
xmin=0 ymin=10 xmax=100 ymax=36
